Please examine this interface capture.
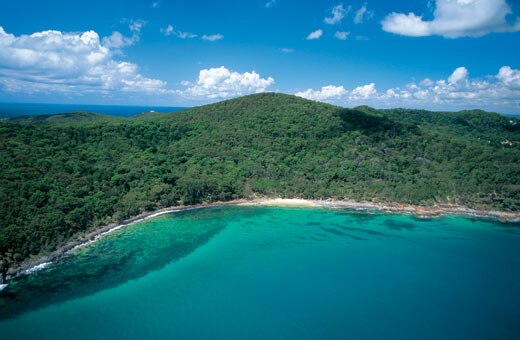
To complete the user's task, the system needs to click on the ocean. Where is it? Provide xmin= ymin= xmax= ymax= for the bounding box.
xmin=0 ymin=102 xmax=186 ymax=118
xmin=0 ymin=206 xmax=519 ymax=339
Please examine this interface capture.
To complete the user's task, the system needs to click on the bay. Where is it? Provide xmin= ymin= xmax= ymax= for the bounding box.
xmin=1 ymin=206 xmax=519 ymax=339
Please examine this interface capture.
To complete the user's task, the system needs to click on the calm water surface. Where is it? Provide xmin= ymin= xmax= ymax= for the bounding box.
xmin=0 ymin=206 xmax=519 ymax=339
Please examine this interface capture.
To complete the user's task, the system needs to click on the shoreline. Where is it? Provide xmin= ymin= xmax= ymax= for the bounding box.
xmin=243 ymin=198 xmax=520 ymax=222
xmin=5 ymin=197 xmax=519 ymax=284
xmin=5 ymin=200 xmax=247 ymax=283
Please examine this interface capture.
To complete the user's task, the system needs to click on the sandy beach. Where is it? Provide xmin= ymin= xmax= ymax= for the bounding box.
xmin=243 ymin=198 xmax=520 ymax=222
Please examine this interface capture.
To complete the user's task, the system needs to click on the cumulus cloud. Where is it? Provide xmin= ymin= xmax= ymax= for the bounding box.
xmin=177 ymin=66 xmax=275 ymax=99
xmin=292 ymin=66 xmax=520 ymax=112
xmin=382 ymin=13 xmax=430 ymax=37
xmin=378 ymin=67 xmax=520 ymax=109
xmin=201 ymin=34 xmax=224 ymax=42
xmin=306 ymin=29 xmax=323 ymax=40
xmin=334 ymin=31 xmax=350 ymax=40
xmin=295 ymin=85 xmax=347 ymax=101
xmin=0 ymin=26 xmax=168 ymax=95
xmin=382 ymin=0 xmax=520 ymax=38
xmin=497 ymin=66 xmax=520 ymax=89
xmin=354 ymin=3 xmax=373 ymax=24
xmin=324 ymin=4 xmax=350 ymax=25
xmin=351 ymin=83 xmax=377 ymax=98
xmin=448 ymin=67 xmax=469 ymax=84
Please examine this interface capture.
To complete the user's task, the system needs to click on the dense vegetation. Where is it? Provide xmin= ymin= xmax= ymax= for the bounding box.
xmin=1 ymin=93 xmax=519 ymax=278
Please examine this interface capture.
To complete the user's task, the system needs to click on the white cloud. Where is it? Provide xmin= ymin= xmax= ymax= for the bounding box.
xmin=177 ymin=66 xmax=275 ymax=99
xmin=497 ymin=66 xmax=520 ymax=89
xmin=295 ymin=85 xmax=347 ymax=101
xmin=324 ymin=4 xmax=350 ymax=25
xmin=334 ymin=31 xmax=351 ymax=40
xmin=281 ymin=48 xmax=294 ymax=53
xmin=351 ymin=83 xmax=377 ymax=98
xmin=382 ymin=13 xmax=431 ymax=37
xmin=125 ymin=19 xmax=147 ymax=34
xmin=0 ymin=26 xmax=168 ymax=95
xmin=382 ymin=0 xmax=520 ymax=38
xmin=420 ymin=78 xmax=434 ymax=86
xmin=385 ymin=67 xmax=520 ymax=108
xmin=161 ymin=25 xmax=197 ymax=39
xmin=177 ymin=31 xmax=197 ymax=39
xmin=306 ymin=29 xmax=323 ymax=40
xmin=448 ymin=67 xmax=469 ymax=84
xmin=102 ymin=19 xmax=145 ymax=49
xmin=201 ymin=34 xmax=224 ymax=42
xmin=102 ymin=31 xmax=136 ymax=49
xmin=291 ymin=66 xmax=520 ymax=113
xmin=354 ymin=3 xmax=373 ymax=24
xmin=160 ymin=24 xmax=174 ymax=36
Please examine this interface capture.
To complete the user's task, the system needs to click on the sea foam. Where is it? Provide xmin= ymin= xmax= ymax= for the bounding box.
xmin=24 ymin=262 xmax=52 ymax=275
xmin=66 ymin=209 xmax=182 ymax=254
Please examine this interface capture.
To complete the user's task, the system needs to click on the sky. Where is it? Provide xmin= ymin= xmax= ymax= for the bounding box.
xmin=0 ymin=0 xmax=519 ymax=113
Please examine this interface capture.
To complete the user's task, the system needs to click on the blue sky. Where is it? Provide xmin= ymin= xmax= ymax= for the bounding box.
xmin=0 ymin=0 xmax=519 ymax=113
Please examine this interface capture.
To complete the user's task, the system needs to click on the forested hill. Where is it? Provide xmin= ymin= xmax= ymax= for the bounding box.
xmin=1 ymin=93 xmax=519 ymax=275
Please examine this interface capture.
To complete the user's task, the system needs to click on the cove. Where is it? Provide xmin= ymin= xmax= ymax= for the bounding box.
xmin=0 ymin=206 xmax=519 ymax=339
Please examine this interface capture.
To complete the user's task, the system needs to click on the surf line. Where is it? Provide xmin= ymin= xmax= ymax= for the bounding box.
xmin=21 ymin=208 xmax=187 ymax=276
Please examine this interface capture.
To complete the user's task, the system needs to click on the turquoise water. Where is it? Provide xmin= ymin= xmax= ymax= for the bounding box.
xmin=1 ymin=206 xmax=519 ymax=339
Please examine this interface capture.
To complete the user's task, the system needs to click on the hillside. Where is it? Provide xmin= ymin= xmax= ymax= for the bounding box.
xmin=1 ymin=93 xmax=519 ymax=277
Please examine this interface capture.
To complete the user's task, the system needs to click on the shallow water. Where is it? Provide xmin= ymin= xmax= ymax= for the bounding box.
xmin=1 ymin=206 xmax=519 ymax=339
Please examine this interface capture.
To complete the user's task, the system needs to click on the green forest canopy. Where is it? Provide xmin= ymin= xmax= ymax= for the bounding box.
xmin=1 ymin=93 xmax=519 ymax=274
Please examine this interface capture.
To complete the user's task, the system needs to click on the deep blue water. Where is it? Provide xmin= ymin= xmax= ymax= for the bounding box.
xmin=0 ymin=102 xmax=186 ymax=118
xmin=0 ymin=206 xmax=519 ymax=339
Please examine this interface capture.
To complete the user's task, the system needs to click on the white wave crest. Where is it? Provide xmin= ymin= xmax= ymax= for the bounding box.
xmin=24 ymin=261 xmax=52 ymax=274
xmin=67 ymin=209 xmax=182 ymax=254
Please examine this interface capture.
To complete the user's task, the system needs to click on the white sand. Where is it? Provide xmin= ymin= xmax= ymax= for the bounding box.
xmin=241 ymin=198 xmax=320 ymax=207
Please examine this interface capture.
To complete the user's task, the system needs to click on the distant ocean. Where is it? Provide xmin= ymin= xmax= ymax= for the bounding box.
xmin=0 ymin=102 xmax=187 ymax=118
